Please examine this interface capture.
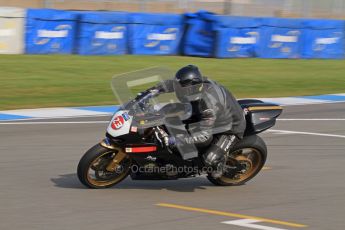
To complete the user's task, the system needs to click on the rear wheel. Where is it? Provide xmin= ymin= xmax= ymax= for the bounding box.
xmin=77 ymin=144 xmax=131 ymax=189
xmin=207 ymin=135 xmax=267 ymax=186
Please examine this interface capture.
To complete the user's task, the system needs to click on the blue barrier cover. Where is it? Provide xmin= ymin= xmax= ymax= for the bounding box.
xmin=258 ymin=18 xmax=304 ymax=58
xmin=214 ymin=16 xmax=261 ymax=58
xmin=25 ymin=9 xmax=77 ymax=54
xmin=128 ymin=13 xmax=184 ymax=55
xmin=302 ymin=19 xmax=345 ymax=59
xmin=77 ymin=12 xmax=128 ymax=55
xmin=183 ymin=11 xmax=217 ymax=57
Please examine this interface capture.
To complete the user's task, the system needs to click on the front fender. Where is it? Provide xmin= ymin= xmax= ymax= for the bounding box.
xmin=100 ymin=137 xmax=119 ymax=150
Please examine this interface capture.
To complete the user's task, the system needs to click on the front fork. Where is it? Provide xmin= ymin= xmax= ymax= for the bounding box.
xmin=100 ymin=138 xmax=128 ymax=172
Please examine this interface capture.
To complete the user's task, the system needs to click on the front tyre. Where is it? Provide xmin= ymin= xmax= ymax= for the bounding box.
xmin=77 ymin=144 xmax=131 ymax=189
xmin=207 ymin=135 xmax=267 ymax=186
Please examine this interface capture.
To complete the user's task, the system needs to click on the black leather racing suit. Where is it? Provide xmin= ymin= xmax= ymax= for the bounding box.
xmin=158 ymin=78 xmax=246 ymax=165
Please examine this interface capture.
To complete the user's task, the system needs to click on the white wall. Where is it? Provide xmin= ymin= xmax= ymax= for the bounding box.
xmin=0 ymin=7 xmax=26 ymax=54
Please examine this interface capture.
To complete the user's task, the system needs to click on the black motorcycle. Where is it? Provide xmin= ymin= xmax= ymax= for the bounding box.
xmin=77 ymin=91 xmax=282 ymax=189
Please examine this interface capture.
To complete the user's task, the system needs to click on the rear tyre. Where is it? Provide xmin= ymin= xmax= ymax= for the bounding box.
xmin=207 ymin=135 xmax=267 ymax=186
xmin=77 ymin=144 xmax=131 ymax=189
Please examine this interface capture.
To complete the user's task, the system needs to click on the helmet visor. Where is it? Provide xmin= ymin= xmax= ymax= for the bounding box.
xmin=173 ymin=81 xmax=204 ymax=102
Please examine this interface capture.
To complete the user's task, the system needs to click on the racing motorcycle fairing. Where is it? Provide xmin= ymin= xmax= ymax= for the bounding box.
xmin=238 ymin=99 xmax=283 ymax=135
xmin=106 ymin=110 xmax=132 ymax=138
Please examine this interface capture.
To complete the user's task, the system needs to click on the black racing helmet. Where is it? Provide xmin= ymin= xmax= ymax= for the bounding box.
xmin=173 ymin=65 xmax=204 ymax=102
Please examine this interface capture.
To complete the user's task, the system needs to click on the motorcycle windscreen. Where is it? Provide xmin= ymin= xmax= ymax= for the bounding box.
xmin=111 ymin=67 xmax=172 ymax=107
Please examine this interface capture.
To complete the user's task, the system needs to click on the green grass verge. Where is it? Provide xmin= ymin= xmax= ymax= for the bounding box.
xmin=0 ymin=55 xmax=344 ymax=110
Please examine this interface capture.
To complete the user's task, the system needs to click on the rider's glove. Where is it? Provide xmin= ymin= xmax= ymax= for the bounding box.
xmin=155 ymin=127 xmax=176 ymax=148
xmin=167 ymin=136 xmax=176 ymax=148
xmin=150 ymin=88 xmax=160 ymax=96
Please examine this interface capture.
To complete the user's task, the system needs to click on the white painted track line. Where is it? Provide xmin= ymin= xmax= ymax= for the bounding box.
xmin=277 ymin=118 xmax=345 ymax=121
xmin=222 ymin=219 xmax=288 ymax=230
xmin=257 ymin=97 xmax=330 ymax=106
xmin=1 ymin=118 xmax=345 ymax=125
xmin=0 ymin=121 xmax=108 ymax=125
xmin=2 ymin=122 xmax=345 ymax=139
xmin=269 ymin=129 xmax=345 ymax=139
xmin=0 ymin=108 xmax=109 ymax=118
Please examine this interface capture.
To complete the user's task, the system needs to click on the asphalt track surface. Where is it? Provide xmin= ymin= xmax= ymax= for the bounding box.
xmin=1 ymin=103 xmax=345 ymax=230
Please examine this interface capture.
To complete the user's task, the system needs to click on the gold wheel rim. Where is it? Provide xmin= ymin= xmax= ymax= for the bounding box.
xmin=86 ymin=149 xmax=130 ymax=187
xmin=220 ymin=148 xmax=263 ymax=184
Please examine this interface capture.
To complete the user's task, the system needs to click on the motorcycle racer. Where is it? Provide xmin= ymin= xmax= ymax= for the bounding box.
xmin=153 ymin=65 xmax=247 ymax=177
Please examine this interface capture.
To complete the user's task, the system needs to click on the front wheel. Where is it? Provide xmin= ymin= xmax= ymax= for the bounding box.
xmin=77 ymin=144 xmax=131 ymax=189
xmin=207 ymin=135 xmax=267 ymax=186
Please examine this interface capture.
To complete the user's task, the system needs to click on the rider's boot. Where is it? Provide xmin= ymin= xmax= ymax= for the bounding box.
xmin=203 ymin=135 xmax=238 ymax=178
